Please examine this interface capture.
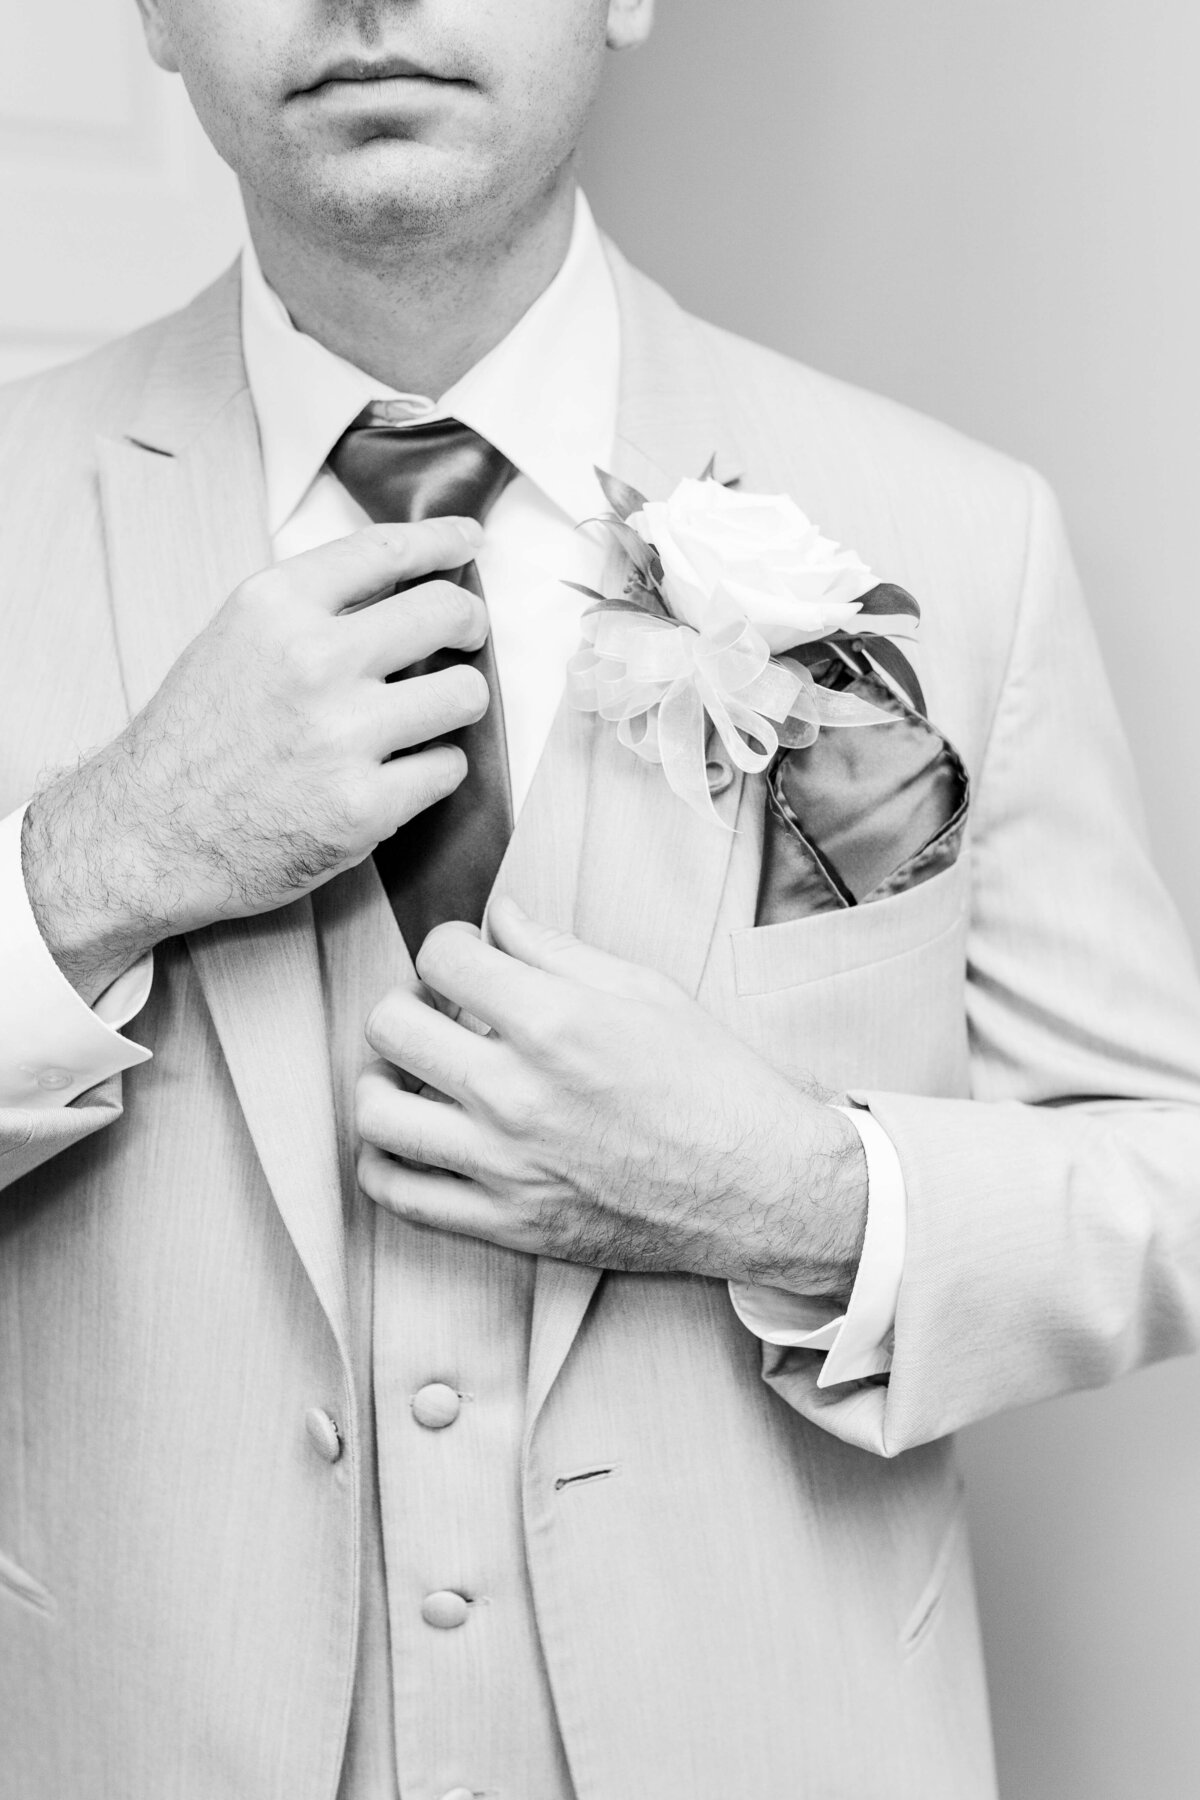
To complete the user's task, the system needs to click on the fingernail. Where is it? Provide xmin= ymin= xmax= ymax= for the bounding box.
xmin=495 ymin=894 xmax=527 ymax=921
xmin=454 ymin=517 xmax=484 ymax=545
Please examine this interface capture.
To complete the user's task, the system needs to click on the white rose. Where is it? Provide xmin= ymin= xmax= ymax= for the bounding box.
xmin=629 ymin=478 xmax=875 ymax=652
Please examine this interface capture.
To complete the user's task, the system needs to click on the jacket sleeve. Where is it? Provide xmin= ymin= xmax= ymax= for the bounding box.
xmin=0 ymin=1074 xmax=129 ymax=1192
xmin=762 ymin=469 xmax=1200 ymax=1455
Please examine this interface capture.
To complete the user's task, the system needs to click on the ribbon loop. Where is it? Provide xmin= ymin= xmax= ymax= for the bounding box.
xmin=568 ymin=607 xmax=896 ymax=819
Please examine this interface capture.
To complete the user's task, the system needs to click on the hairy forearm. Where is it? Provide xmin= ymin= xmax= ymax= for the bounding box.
xmin=765 ymin=1099 xmax=868 ymax=1298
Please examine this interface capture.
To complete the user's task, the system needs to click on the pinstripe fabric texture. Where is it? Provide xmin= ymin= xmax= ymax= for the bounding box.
xmin=2 ymin=243 xmax=1200 ymax=1797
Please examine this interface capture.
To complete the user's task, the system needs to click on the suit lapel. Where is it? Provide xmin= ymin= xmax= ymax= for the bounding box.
xmin=97 ymin=249 xmax=758 ymax=1408
xmin=523 ymin=247 xmax=750 ymax=1438
xmin=99 ymin=270 xmax=350 ymax=1363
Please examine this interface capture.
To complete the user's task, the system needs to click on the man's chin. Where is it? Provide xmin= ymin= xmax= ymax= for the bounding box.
xmin=286 ymin=140 xmax=498 ymax=244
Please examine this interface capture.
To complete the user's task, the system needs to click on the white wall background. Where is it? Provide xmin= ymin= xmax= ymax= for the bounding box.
xmin=0 ymin=0 xmax=243 ymax=382
xmin=9 ymin=3 xmax=1200 ymax=1795
xmin=581 ymin=4 xmax=1200 ymax=1796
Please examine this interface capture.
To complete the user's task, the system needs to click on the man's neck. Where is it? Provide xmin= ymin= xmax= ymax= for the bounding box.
xmin=243 ymin=174 xmax=579 ymax=399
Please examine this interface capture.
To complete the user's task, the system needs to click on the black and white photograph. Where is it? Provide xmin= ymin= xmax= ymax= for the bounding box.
xmin=3 ymin=3 xmax=1200 ymax=1797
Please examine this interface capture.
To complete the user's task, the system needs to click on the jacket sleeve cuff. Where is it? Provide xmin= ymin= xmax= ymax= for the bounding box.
xmin=728 ymin=1103 xmax=907 ymax=1387
xmin=0 ymin=805 xmax=154 ymax=1109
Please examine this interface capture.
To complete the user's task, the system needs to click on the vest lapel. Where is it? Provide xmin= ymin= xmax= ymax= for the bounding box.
xmin=98 ymin=270 xmax=350 ymax=1365
xmin=522 ymin=247 xmax=751 ymax=1439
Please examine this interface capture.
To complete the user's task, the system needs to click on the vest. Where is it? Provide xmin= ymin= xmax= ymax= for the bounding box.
xmin=312 ymin=863 xmax=576 ymax=1800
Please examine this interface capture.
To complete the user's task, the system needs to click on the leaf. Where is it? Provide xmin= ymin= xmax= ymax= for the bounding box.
xmin=623 ymin=551 xmax=665 ymax=594
xmin=625 ymin=579 xmax=671 ymax=619
xmin=859 ymin=637 xmax=927 ymax=715
xmin=561 ymin=580 xmax=612 ymax=603
xmin=583 ymin=591 xmax=666 ymax=622
xmin=606 ymin=517 xmax=662 ymax=586
xmin=698 ymin=452 xmax=742 ymax=489
xmin=595 ymin=467 xmax=648 ymax=522
xmin=855 ymin=582 xmax=921 ymax=621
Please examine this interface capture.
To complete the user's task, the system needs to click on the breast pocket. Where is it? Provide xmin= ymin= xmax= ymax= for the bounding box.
xmin=727 ymin=859 xmax=971 ymax=1096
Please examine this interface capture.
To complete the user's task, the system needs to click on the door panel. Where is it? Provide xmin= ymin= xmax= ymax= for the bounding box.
xmin=1 ymin=0 xmax=244 ymax=381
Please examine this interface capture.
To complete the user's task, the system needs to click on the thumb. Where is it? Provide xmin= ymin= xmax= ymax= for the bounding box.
xmin=487 ymin=895 xmax=671 ymax=1001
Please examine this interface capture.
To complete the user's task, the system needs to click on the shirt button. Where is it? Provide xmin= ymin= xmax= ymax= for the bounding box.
xmin=37 ymin=1069 xmax=73 ymax=1091
xmin=411 ymin=1383 xmax=462 ymax=1430
xmin=421 ymin=1589 xmax=470 ymax=1629
xmin=440 ymin=1789 xmax=475 ymax=1800
xmin=305 ymin=1407 xmax=342 ymax=1463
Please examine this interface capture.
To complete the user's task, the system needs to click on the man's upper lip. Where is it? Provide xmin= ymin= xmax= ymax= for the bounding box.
xmin=305 ymin=54 xmax=446 ymax=88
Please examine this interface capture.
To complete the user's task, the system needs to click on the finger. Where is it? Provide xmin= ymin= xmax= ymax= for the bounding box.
xmin=407 ymin=928 xmax=491 ymax=1033
xmin=424 ymin=926 xmax=480 ymax=1020
xmin=414 ymin=920 xmax=562 ymax=1041
xmin=372 ymin=662 xmax=491 ymax=756
xmin=364 ymin=985 xmax=492 ymax=1101
xmin=487 ymin=894 xmax=681 ymax=1004
xmin=357 ymin=1144 xmax=531 ymax=1252
xmin=355 ymin=1062 xmax=481 ymax=1175
xmin=269 ymin=519 xmax=483 ymax=615
xmin=356 ymin=578 xmax=489 ymax=678
xmin=390 ymin=967 xmax=473 ymax=1023
xmin=376 ymin=743 xmax=468 ymax=831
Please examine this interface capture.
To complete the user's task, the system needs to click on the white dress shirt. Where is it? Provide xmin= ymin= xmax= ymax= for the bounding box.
xmin=0 ymin=191 xmax=902 ymax=1383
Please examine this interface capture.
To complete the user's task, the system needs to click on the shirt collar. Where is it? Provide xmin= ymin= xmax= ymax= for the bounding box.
xmin=240 ymin=189 xmax=619 ymax=536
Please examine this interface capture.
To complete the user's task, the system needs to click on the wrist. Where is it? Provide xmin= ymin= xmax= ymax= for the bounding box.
xmin=22 ymin=778 xmax=162 ymax=1005
xmin=766 ymin=1098 xmax=869 ymax=1300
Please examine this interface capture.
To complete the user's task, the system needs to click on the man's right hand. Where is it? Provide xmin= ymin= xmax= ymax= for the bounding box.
xmin=22 ymin=518 xmax=490 ymax=1003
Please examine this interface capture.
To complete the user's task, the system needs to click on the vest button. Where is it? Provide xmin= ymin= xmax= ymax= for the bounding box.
xmin=705 ymin=757 xmax=734 ymax=795
xmin=421 ymin=1589 xmax=470 ymax=1630
xmin=305 ymin=1407 xmax=342 ymax=1463
xmin=411 ymin=1382 xmax=462 ymax=1429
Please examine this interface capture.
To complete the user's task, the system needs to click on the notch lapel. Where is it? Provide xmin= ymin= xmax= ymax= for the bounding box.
xmin=99 ymin=270 xmax=350 ymax=1364
xmin=523 ymin=246 xmax=751 ymax=1439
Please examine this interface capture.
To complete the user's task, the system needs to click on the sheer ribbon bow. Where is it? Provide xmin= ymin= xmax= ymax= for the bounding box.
xmin=567 ymin=606 xmax=893 ymax=820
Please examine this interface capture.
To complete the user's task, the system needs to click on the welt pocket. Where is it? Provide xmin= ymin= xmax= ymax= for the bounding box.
xmin=730 ymin=859 xmax=968 ymax=998
xmin=0 ymin=1545 xmax=55 ymax=1616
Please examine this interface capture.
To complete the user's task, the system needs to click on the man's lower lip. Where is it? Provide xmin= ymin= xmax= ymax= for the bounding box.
xmin=304 ymin=75 xmax=458 ymax=97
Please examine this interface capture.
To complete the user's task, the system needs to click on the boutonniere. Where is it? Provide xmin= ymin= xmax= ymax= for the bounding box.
xmin=565 ymin=465 xmax=921 ymax=819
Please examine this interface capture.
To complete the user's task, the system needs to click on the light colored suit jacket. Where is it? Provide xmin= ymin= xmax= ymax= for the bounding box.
xmin=3 ymin=242 xmax=1200 ymax=1799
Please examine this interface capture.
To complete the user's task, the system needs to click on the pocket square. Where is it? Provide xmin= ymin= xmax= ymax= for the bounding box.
xmin=755 ymin=642 xmax=969 ymax=925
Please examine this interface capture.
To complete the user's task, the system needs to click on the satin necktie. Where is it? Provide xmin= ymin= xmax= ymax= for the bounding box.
xmin=327 ymin=409 xmax=516 ymax=950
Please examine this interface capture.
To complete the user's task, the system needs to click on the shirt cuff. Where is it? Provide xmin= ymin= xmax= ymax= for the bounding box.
xmin=728 ymin=1102 xmax=907 ymax=1388
xmin=0 ymin=805 xmax=154 ymax=1109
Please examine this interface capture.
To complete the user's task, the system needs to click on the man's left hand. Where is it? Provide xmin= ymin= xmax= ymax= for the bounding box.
xmin=356 ymin=896 xmax=868 ymax=1294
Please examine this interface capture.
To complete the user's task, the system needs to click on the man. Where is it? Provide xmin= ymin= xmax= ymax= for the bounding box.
xmin=2 ymin=1 xmax=1199 ymax=1795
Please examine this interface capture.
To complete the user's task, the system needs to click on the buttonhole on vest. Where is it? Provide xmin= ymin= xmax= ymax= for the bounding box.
xmin=554 ymin=1464 xmax=617 ymax=1493
xmin=125 ymin=434 xmax=172 ymax=457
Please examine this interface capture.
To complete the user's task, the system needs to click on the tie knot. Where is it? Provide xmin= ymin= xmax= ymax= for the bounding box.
xmin=328 ymin=409 xmax=516 ymax=527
